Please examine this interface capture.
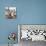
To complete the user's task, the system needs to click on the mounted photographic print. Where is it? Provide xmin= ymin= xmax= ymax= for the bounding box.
xmin=5 ymin=7 xmax=16 ymax=19
xmin=18 ymin=24 xmax=46 ymax=42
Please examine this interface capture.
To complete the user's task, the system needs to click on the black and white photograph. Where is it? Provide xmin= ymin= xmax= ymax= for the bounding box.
xmin=5 ymin=7 xmax=16 ymax=19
